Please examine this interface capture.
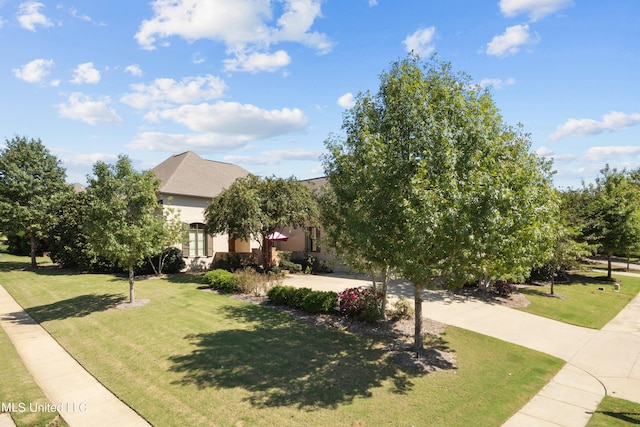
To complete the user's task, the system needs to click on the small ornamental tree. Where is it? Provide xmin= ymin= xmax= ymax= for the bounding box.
xmin=0 ymin=136 xmax=72 ymax=268
xmin=85 ymin=155 xmax=167 ymax=303
xmin=205 ymin=175 xmax=318 ymax=269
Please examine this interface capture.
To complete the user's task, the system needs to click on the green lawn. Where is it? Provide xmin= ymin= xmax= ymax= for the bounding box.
xmin=587 ymin=396 xmax=640 ymax=426
xmin=0 ymin=254 xmax=564 ymax=426
xmin=517 ymin=272 xmax=640 ymax=329
xmin=0 ymin=324 xmax=68 ymax=427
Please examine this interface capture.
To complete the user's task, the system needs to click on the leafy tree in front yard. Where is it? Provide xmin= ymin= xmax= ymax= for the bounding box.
xmin=583 ymin=165 xmax=640 ymax=279
xmin=0 ymin=136 xmax=72 ymax=268
xmin=85 ymin=155 xmax=168 ymax=303
xmin=205 ymin=175 xmax=318 ymax=269
xmin=47 ymin=190 xmax=117 ymax=272
xmin=323 ymin=54 xmax=557 ymax=351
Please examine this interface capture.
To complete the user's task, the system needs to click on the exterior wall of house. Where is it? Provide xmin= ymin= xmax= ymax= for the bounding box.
xmin=159 ymin=193 xmax=258 ymax=271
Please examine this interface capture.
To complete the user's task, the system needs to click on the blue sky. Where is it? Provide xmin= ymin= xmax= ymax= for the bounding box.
xmin=1 ymin=0 xmax=638 ymax=189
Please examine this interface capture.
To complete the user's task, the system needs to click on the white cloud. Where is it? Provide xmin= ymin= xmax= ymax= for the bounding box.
xmin=17 ymin=1 xmax=53 ymax=31
xmin=369 ymin=0 xmax=378 ymax=6
xmin=583 ymin=146 xmax=640 ymax=162
xmin=69 ymin=7 xmax=91 ymax=22
xmin=128 ymin=132 xmax=250 ymax=153
xmin=56 ymin=92 xmax=123 ymax=125
xmin=71 ymin=62 xmax=101 ymax=84
xmin=224 ymin=148 xmax=322 ymax=165
xmin=146 ymin=101 xmax=308 ymax=138
xmin=403 ymin=26 xmax=436 ymax=56
xmin=337 ymin=92 xmax=355 ymax=109
xmin=192 ymin=53 xmax=206 ymax=64
xmin=135 ymin=0 xmax=332 ymax=72
xmin=499 ymin=0 xmax=572 ymax=21
xmin=478 ymin=77 xmax=516 ymax=90
xmin=536 ymin=146 xmax=554 ymax=157
xmin=121 ymin=75 xmax=226 ymax=109
xmin=223 ymin=50 xmax=291 ymax=73
xmin=125 ymin=64 xmax=143 ymax=77
xmin=65 ymin=152 xmax=118 ymax=166
xmin=550 ymin=111 xmax=640 ymax=140
xmin=13 ymin=58 xmax=54 ymax=83
xmin=486 ymin=24 xmax=537 ymax=57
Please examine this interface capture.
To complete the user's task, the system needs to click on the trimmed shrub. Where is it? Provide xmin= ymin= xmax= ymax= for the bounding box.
xmin=280 ymin=259 xmax=303 ymax=273
xmin=301 ymin=291 xmax=338 ymax=313
xmin=338 ymin=287 xmax=384 ymax=322
xmin=267 ymin=285 xmax=293 ymax=305
xmin=204 ymin=269 xmax=239 ymax=293
xmin=266 ymin=286 xmax=337 ymax=314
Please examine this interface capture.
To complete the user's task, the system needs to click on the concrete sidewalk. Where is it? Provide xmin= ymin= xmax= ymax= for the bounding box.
xmin=283 ymin=272 xmax=640 ymax=427
xmin=0 ymin=285 xmax=151 ymax=427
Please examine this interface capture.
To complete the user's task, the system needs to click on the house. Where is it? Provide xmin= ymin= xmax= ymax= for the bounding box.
xmin=273 ymin=176 xmax=336 ymax=267
xmin=152 ymin=151 xmax=258 ymax=270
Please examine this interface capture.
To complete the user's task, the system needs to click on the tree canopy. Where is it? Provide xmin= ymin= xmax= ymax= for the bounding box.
xmin=85 ymin=155 xmax=167 ymax=302
xmin=583 ymin=165 xmax=640 ymax=278
xmin=323 ymin=54 xmax=557 ymax=350
xmin=0 ymin=136 xmax=71 ymax=268
xmin=205 ymin=175 xmax=318 ymax=269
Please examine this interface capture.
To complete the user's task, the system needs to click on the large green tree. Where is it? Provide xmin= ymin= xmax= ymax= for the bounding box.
xmin=205 ymin=175 xmax=318 ymax=269
xmin=0 ymin=136 xmax=71 ymax=268
xmin=323 ymin=54 xmax=557 ymax=350
xmin=583 ymin=165 xmax=640 ymax=279
xmin=85 ymin=155 xmax=167 ymax=302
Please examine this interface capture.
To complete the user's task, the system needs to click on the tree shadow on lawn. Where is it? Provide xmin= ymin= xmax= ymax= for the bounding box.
xmin=3 ymin=294 xmax=127 ymax=325
xmin=594 ymin=411 xmax=640 ymax=424
xmin=168 ymin=303 xmax=433 ymax=410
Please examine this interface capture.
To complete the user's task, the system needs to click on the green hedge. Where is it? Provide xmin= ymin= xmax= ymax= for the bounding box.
xmin=267 ymin=285 xmax=337 ymax=313
xmin=203 ymin=269 xmax=239 ymax=293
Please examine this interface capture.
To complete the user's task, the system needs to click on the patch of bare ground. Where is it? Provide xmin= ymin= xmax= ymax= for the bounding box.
xmin=231 ymin=293 xmax=455 ymax=372
xmin=114 ymin=299 xmax=150 ymax=309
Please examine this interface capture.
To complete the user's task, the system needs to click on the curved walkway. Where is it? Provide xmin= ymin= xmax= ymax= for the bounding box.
xmin=284 ymin=273 xmax=640 ymax=427
xmin=0 ymin=285 xmax=150 ymax=427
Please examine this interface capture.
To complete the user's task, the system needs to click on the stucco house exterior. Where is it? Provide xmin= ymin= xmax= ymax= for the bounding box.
xmin=273 ymin=176 xmax=336 ymax=267
xmin=152 ymin=151 xmax=259 ymax=270
xmin=152 ymin=151 xmax=334 ymax=271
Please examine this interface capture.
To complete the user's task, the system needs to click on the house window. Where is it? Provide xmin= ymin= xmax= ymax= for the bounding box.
xmin=306 ymin=226 xmax=320 ymax=253
xmin=189 ymin=223 xmax=207 ymax=257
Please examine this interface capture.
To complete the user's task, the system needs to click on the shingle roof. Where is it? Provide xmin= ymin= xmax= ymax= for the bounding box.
xmin=152 ymin=151 xmax=250 ymax=199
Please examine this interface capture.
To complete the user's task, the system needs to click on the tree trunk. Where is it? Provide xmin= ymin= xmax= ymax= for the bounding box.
xmin=413 ymin=283 xmax=423 ymax=352
xmin=381 ymin=265 xmax=390 ymax=317
xmin=128 ymin=263 xmax=135 ymax=303
xmin=29 ymin=232 xmax=37 ymax=269
xmin=550 ymin=267 xmax=555 ymax=295
xmin=478 ymin=276 xmax=493 ymax=292
xmin=607 ymin=253 xmax=612 ymax=279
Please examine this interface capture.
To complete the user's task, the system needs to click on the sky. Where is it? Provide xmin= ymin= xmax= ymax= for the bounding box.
xmin=1 ymin=0 xmax=639 ymax=189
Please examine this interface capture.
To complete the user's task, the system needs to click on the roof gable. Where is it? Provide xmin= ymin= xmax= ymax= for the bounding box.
xmin=152 ymin=151 xmax=250 ymax=199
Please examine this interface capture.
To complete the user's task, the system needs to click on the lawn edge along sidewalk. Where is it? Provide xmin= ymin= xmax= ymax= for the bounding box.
xmin=0 ymin=285 xmax=151 ymax=427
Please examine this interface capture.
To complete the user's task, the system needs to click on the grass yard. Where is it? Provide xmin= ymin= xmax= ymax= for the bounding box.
xmin=586 ymin=396 xmax=640 ymax=426
xmin=0 ymin=322 xmax=68 ymax=427
xmin=517 ymin=273 xmax=640 ymax=329
xmin=0 ymin=254 xmax=564 ymax=426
